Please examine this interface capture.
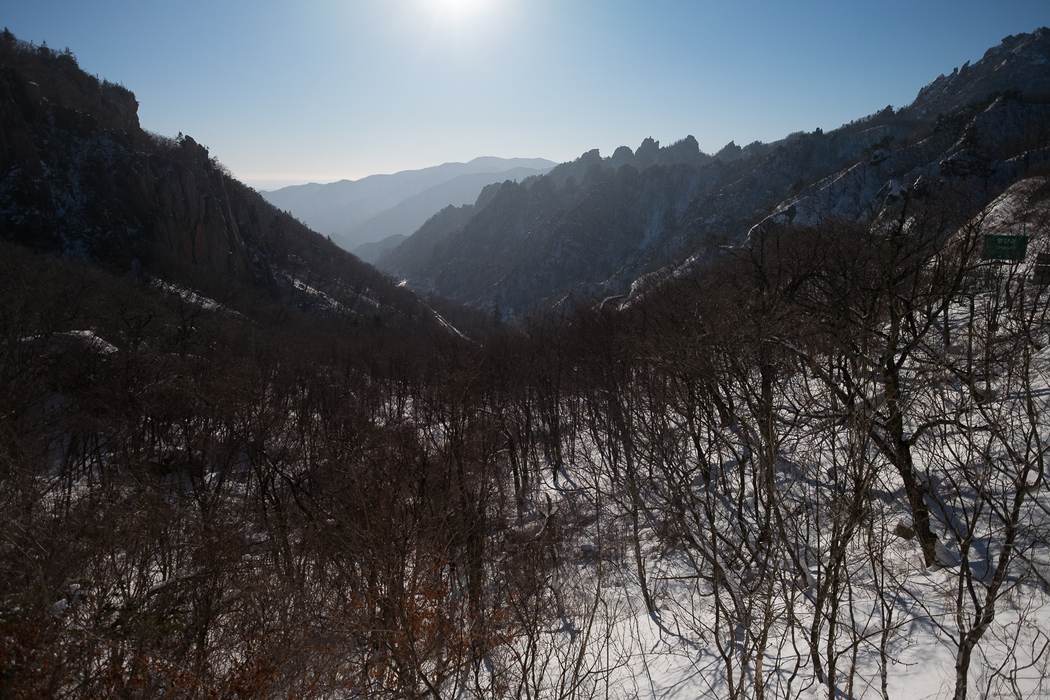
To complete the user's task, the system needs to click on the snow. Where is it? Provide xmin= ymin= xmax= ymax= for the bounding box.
xmin=523 ymin=460 xmax=1050 ymax=698
xmin=510 ymin=221 xmax=1050 ymax=697
xmin=59 ymin=329 xmax=118 ymax=355
xmin=281 ymin=272 xmax=348 ymax=314
xmin=148 ymin=276 xmax=247 ymax=319
xmin=980 ymin=177 xmax=1050 ymax=239
xmin=424 ymin=301 xmax=473 ymax=342
xmin=20 ymin=328 xmax=118 ymax=355
xmin=16 ymin=183 xmax=1050 ymax=700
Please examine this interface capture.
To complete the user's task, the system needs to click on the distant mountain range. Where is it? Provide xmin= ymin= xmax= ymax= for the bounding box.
xmin=4 ymin=25 xmax=1049 ymax=326
xmin=260 ymin=157 xmax=556 ymax=254
xmin=374 ymin=28 xmax=1050 ymax=318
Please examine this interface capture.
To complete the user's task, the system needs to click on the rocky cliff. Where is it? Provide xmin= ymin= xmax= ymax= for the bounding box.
xmin=0 ymin=30 xmax=423 ymax=324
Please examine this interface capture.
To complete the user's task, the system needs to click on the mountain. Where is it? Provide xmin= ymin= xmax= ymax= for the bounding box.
xmin=352 ymin=233 xmax=406 ymax=264
xmin=345 ymin=166 xmax=550 ymax=259
xmin=373 ymin=182 xmax=503 ymax=278
xmin=376 ymin=28 xmax=1050 ymax=318
xmin=4 ymin=27 xmax=1050 ymax=700
xmin=900 ymin=29 xmax=1050 ymax=120
xmin=0 ymin=29 xmax=434 ymax=330
xmin=260 ymin=156 xmax=556 ymax=250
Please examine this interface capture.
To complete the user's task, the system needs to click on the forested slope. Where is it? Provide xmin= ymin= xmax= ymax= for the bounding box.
xmin=4 ymin=173 xmax=1050 ymax=697
xmin=3 ymin=26 xmax=1050 ymax=700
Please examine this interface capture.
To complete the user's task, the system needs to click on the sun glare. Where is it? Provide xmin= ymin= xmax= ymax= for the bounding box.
xmin=425 ymin=0 xmax=492 ymax=23
xmin=439 ymin=0 xmax=484 ymax=12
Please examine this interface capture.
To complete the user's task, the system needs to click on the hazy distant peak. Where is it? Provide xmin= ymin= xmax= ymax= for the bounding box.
xmin=458 ymin=155 xmax=559 ymax=171
xmin=260 ymin=156 xmax=557 ymax=247
xmin=715 ymin=141 xmax=743 ymax=162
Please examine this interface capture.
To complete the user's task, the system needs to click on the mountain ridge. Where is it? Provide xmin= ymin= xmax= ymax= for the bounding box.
xmin=261 ymin=156 xmax=555 ymax=249
xmin=376 ymin=27 xmax=1050 ymax=318
xmin=337 ymin=165 xmax=552 ymax=256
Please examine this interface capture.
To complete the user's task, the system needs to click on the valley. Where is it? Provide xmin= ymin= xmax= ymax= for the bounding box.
xmin=2 ymin=25 xmax=1050 ymax=700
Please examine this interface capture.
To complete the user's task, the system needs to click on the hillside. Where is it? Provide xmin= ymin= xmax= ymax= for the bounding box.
xmin=5 ymin=166 xmax=1048 ymax=698
xmin=377 ymin=28 xmax=1050 ymax=318
xmin=346 ymin=166 xmax=551 ymax=261
xmin=0 ymin=29 xmax=434 ymax=330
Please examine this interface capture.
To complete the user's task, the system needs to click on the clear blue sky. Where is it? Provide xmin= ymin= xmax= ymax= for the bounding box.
xmin=4 ymin=1 xmax=1048 ymax=189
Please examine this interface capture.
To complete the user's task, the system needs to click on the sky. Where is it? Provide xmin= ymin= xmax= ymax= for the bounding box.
xmin=4 ymin=1 xmax=1048 ymax=190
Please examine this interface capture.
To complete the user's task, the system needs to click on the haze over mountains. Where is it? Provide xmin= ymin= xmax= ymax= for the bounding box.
xmin=5 ymin=23 xmax=1046 ymax=324
xmin=260 ymin=156 xmax=555 ymax=256
xmin=10 ymin=19 xmax=1045 ymax=327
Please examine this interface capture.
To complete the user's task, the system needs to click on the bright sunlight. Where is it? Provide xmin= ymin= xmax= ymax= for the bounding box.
xmin=423 ymin=0 xmax=495 ymax=24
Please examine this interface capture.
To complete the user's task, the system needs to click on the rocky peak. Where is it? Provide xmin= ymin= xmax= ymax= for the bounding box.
xmin=634 ymin=137 xmax=661 ymax=169
xmin=715 ymin=140 xmax=743 ymax=162
xmin=904 ymin=27 xmax=1050 ymax=120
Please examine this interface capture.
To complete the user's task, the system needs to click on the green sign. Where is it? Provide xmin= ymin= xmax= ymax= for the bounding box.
xmin=982 ymin=234 xmax=1029 ymax=261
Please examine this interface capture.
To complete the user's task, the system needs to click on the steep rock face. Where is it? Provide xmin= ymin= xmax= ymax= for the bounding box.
xmin=668 ymin=119 xmax=914 ymax=254
xmin=0 ymin=32 xmax=423 ymax=324
xmin=0 ymin=43 xmax=257 ymax=279
xmin=379 ymin=117 xmax=917 ymax=314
